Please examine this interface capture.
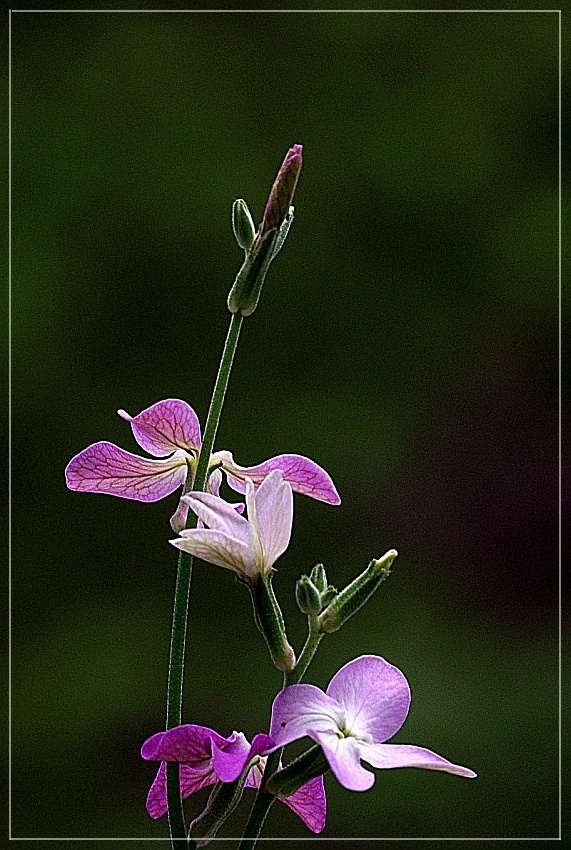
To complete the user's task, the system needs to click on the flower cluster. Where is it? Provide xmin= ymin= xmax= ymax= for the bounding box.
xmin=65 ymin=144 xmax=476 ymax=843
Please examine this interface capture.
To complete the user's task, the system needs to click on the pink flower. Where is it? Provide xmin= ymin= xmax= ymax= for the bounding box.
xmin=170 ymin=470 xmax=292 ymax=583
xmin=65 ymin=399 xmax=340 ymax=529
xmin=141 ymin=723 xmax=326 ymax=834
xmin=269 ymin=655 xmax=477 ymax=792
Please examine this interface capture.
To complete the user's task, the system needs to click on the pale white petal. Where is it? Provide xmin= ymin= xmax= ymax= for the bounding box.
xmin=170 ymin=529 xmax=252 ymax=577
xmin=255 ymin=470 xmax=293 ymax=569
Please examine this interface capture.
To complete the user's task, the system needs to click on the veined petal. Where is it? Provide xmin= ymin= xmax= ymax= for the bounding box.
xmin=65 ymin=442 xmax=188 ymax=502
xmin=269 ymin=684 xmax=343 ymax=749
xmin=254 ymin=471 xmax=293 ymax=570
xmin=141 ymin=724 xmax=228 ymax=764
xmin=211 ymin=732 xmax=274 ymax=783
xmin=280 ymin=775 xmax=327 ymax=834
xmin=218 ymin=451 xmax=341 ymax=505
xmin=118 ymin=399 xmax=202 ymax=457
xmin=326 ymin=655 xmax=410 ymax=744
xmin=170 ymin=528 xmax=254 ymax=577
xmin=314 ymin=732 xmax=375 ymax=791
xmin=359 ymin=742 xmax=477 ymax=778
xmin=146 ymin=762 xmax=215 ymax=820
xmin=182 ymin=491 xmax=250 ymax=542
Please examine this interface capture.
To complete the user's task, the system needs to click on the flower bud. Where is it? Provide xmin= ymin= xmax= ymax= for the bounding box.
xmin=318 ymin=549 xmax=398 ymax=634
xmin=295 ymin=575 xmax=323 ymax=615
xmin=309 ymin=563 xmax=328 ymax=594
xmin=232 ymin=198 xmax=256 ymax=251
xmin=258 ymin=144 xmax=303 ymax=238
xmin=252 ymin=577 xmax=296 ymax=673
xmin=227 ymin=145 xmax=303 ymax=318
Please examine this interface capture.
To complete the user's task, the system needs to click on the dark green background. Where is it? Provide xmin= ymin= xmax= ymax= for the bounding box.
xmin=11 ymin=9 xmax=561 ymax=844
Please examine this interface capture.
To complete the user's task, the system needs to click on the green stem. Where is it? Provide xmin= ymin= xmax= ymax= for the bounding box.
xmin=238 ymin=617 xmax=322 ymax=849
xmin=286 ymin=615 xmax=322 ymax=686
xmin=165 ymin=312 xmax=243 ymax=848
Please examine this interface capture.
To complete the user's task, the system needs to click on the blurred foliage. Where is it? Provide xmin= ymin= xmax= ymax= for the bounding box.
xmin=11 ymin=10 xmax=561 ymax=842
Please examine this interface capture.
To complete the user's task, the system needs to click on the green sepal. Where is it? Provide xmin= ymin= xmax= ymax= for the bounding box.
xmin=189 ymin=758 xmax=253 ymax=844
xmin=232 ymin=198 xmax=256 ymax=251
xmin=251 ymin=577 xmax=296 ymax=673
xmin=295 ymin=575 xmax=322 ymax=615
xmin=265 ymin=745 xmax=329 ymax=798
xmin=227 ymin=227 xmax=277 ymax=317
xmin=318 ymin=549 xmax=397 ymax=634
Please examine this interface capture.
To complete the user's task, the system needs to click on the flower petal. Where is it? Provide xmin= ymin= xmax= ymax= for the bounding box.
xmin=182 ymin=491 xmax=250 ymax=541
xmin=254 ymin=471 xmax=293 ymax=569
xmin=211 ymin=732 xmax=274 ymax=783
xmin=65 ymin=442 xmax=188 ymax=501
xmin=145 ymin=762 xmax=215 ymax=820
xmin=326 ymin=655 xmax=410 ymax=744
xmin=269 ymin=684 xmax=342 ymax=749
xmin=170 ymin=528 xmax=253 ymax=576
xmin=280 ymin=775 xmax=327 ymax=834
xmin=314 ymin=732 xmax=375 ymax=791
xmin=141 ymin=724 xmax=228 ymax=764
xmin=118 ymin=399 xmax=202 ymax=456
xmin=359 ymin=742 xmax=477 ymax=778
xmin=219 ymin=451 xmax=341 ymax=505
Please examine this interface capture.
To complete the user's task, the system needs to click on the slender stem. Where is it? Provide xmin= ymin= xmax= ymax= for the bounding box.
xmin=286 ymin=615 xmax=322 ymax=686
xmin=165 ymin=312 xmax=244 ymax=848
xmin=239 ymin=617 xmax=322 ymax=849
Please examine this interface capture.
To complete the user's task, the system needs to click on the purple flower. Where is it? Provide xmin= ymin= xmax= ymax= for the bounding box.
xmin=170 ymin=469 xmax=292 ymax=583
xmin=65 ymin=399 xmax=340 ymax=529
xmin=269 ymin=655 xmax=477 ymax=791
xmin=141 ymin=723 xmax=326 ymax=834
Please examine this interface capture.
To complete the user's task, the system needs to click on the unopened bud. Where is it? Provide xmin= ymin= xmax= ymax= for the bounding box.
xmin=232 ymin=198 xmax=256 ymax=251
xmin=295 ymin=575 xmax=323 ymax=615
xmin=309 ymin=563 xmax=328 ymax=594
xmin=259 ymin=144 xmax=303 ymax=238
xmin=227 ymin=145 xmax=303 ymax=317
xmin=252 ymin=577 xmax=296 ymax=673
xmin=318 ymin=549 xmax=397 ymax=634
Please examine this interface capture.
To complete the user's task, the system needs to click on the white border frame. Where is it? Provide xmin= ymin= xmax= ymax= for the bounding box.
xmin=8 ymin=7 xmax=562 ymax=843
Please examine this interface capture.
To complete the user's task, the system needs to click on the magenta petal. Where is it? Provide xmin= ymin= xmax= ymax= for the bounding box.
xmin=65 ymin=442 xmax=188 ymax=501
xmin=118 ymin=399 xmax=202 ymax=456
xmin=280 ymin=775 xmax=327 ymax=834
xmin=222 ymin=452 xmax=341 ymax=505
xmin=326 ymin=655 xmax=411 ymax=744
xmin=211 ymin=732 xmax=274 ymax=783
xmin=145 ymin=762 xmax=215 ymax=820
xmin=141 ymin=724 xmax=228 ymax=763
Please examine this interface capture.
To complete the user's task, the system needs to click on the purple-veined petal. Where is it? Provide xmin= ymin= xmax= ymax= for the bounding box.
xmin=358 ymin=742 xmax=476 ymax=778
xmin=65 ymin=442 xmax=188 ymax=502
xmin=326 ymin=655 xmax=410 ymax=744
xmin=141 ymin=724 xmax=229 ymax=764
xmin=269 ymin=684 xmax=342 ymax=749
xmin=314 ymin=732 xmax=375 ymax=791
xmin=170 ymin=528 xmax=253 ymax=577
xmin=280 ymin=774 xmax=327 ymax=834
xmin=118 ymin=399 xmax=202 ymax=456
xmin=254 ymin=471 xmax=293 ymax=570
xmin=211 ymin=732 xmax=274 ymax=783
xmin=146 ymin=762 xmax=215 ymax=820
xmin=218 ymin=451 xmax=341 ymax=505
xmin=182 ymin=491 xmax=250 ymax=542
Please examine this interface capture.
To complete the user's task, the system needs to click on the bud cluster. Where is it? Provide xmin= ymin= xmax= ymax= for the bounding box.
xmin=295 ymin=564 xmax=337 ymax=616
